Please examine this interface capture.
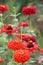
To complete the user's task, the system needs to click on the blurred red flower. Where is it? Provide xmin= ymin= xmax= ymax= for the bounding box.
xmin=13 ymin=50 xmax=30 ymax=63
xmin=39 ymin=48 xmax=43 ymax=54
xmin=18 ymin=22 xmax=29 ymax=27
xmin=0 ymin=4 xmax=8 ymax=12
xmin=16 ymin=34 xmax=36 ymax=42
xmin=1 ymin=24 xmax=18 ymax=36
xmin=0 ymin=29 xmax=2 ymax=33
xmin=8 ymin=40 xmax=24 ymax=50
xmin=0 ymin=56 xmax=4 ymax=63
xmin=22 ymin=6 xmax=36 ymax=15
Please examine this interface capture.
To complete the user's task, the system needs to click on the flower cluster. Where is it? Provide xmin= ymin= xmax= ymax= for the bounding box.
xmin=0 ymin=4 xmax=43 ymax=65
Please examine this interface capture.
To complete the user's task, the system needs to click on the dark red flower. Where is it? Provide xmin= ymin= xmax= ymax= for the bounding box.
xmin=8 ymin=40 xmax=24 ymax=50
xmin=0 ymin=4 xmax=8 ymax=12
xmin=13 ymin=50 xmax=30 ymax=63
xmin=22 ymin=6 xmax=36 ymax=15
xmin=1 ymin=24 xmax=18 ymax=36
xmin=18 ymin=22 xmax=29 ymax=27
xmin=24 ymin=41 xmax=39 ymax=53
xmin=16 ymin=34 xmax=36 ymax=42
xmin=0 ymin=56 xmax=4 ymax=63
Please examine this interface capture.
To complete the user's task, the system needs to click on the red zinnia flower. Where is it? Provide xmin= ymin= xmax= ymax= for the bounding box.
xmin=16 ymin=34 xmax=36 ymax=42
xmin=22 ymin=6 xmax=36 ymax=15
xmin=13 ymin=50 xmax=30 ymax=63
xmin=18 ymin=22 xmax=29 ymax=27
xmin=0 ymin=4 xmax=8 ymax=12
xmin=8 ymin=40 xmax=24 ymax=50
xmin=1 ymin=24 xmax=18 ymax=36
xmin=0 ymin=56 xmax=4 ymax=63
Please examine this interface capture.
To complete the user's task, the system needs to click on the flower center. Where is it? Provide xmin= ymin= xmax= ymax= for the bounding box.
xmin=29 ymin=40 xmax=33 ymax=43
xmin=27 ymin=40 xmax=34 ymax=48
xmin=18 ymin=50 xmax=24 ymax=55
xmin=27 ymin=6 xmax=32 ymax=8
xmin=7 ymin=24 xmax=13 ymax=30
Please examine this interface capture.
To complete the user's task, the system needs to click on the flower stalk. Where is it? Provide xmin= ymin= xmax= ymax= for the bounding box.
xmin=0 ymin=13 xmax=3 ymax=22
xmin=30 ymin=15 xmax=32 ymax=30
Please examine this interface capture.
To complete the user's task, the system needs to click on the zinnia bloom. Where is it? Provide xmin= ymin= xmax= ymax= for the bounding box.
xmin=0 ymin=56 xmax=4 ymax=63
xmin=8 ymin=40 xmax=24 ymax=50
xmin=22 ymin=6 xmax=36 ymax=15
xmin=13 ymin=50 xmax=30 ymax=63
xmin=18 ymin=22 xmax=29 ymax=27
xmin=0 ymin=4 xmax=8 ymax=12
xmin=16 ymin=34 xmax=36 ymax=42
xmin=1 ymin=24 xmax=18 ymax=36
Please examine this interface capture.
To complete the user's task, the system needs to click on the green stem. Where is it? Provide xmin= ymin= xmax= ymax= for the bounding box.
xmin=9 ymin=0 xmax=14 ymax=12
xmin=30 ymin=15 xmax=32 ymax=30
xmin=10 ymin=58 xmax=14 ymax=65
xmin=0 ymin=13 xmax=3 ymax=22
xmin=3 ymin=15 xmax=9 ymax=21
xmin=13 ymin=7 xmax=17 ymax=19
xmin=21 ymin=27 xmax=23 ymax=41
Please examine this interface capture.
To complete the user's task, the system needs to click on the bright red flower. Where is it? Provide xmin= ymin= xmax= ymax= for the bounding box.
xmin=24 ymin=41 xmax=39 ymax=53
xmin=1 ymin=24 xmax=18 ymax=36
xmin=22 ymin=6 xmax=36 ymax=15
xmin=16 ymin=34 xmax=36 ymax=42
xmin=18 ymin=22 xmax=29 ymax=27
xmin=0 ymin=56 xmax=4 ymax=63
xmin=0 ymin=4 xmax=8 ymax=12
xmin=8 ymin=40 xmax=24 ymax=50
xmin=13 ymin=50 xmax=30 ymax=63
